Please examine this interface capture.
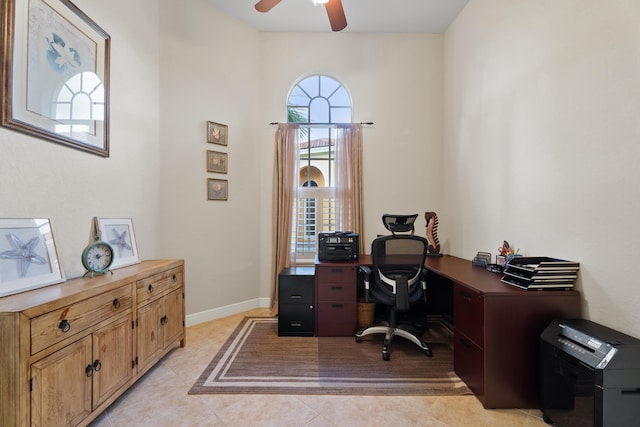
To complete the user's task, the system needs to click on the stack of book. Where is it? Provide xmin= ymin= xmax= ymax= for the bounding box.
xmin=501 ymin=257 xmax=579 ymax=290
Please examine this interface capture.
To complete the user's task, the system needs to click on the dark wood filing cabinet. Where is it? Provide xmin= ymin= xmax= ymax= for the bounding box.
xmin=314 ymin=260 xmax=358 ymax=337
xmin=278 ymin=267 xmax=315 ymax=336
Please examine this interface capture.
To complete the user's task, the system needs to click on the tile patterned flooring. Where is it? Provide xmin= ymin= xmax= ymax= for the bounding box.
xmin=90 ymin=308 xmax=548 ymax=427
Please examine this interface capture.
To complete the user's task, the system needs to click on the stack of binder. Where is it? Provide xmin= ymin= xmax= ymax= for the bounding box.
xmin=501 ymin=257 xmax=579 ymax=290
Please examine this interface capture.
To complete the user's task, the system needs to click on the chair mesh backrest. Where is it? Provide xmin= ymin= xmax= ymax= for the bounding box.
xmin=370 ymin=235 xmax=428 ymax=304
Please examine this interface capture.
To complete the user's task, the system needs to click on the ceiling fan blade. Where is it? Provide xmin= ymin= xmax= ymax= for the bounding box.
xmin=325 ymin=0 xmax=347 ymax=32
xmin=255 ymin=0 xmax=281 ymax=13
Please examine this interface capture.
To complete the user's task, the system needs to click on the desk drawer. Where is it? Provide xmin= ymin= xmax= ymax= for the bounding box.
xmin=316 ymin=266 xmax=356 ymax=285
xmin=453 ymin=282 xmax=484 ymax=347
xmin=316 ymin=301 xmax=356 ymax=336
xmin=278 ymin=305 xmax=314 ymax=336
xmin=279 ymin=272 xmax=314 ymax=306
xmin=137 ymin=267 xmax=183 ymax=304
xmin=454 ymin=329 xmax=484 ymax=399
xmin=317 ymin=281 xmax=355 ymax=301
xmin=31 ymin=284 xmax=132 ymax=355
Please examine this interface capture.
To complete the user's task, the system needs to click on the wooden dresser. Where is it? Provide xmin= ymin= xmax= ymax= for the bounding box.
xmin=0 ymin=259 xmax=185 ymax=427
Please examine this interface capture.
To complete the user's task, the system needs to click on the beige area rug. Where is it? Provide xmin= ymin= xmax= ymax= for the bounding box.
xmin=189 ymin=317 xmax=472 ymax=396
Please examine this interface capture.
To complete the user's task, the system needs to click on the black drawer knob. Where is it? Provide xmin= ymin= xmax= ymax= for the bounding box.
xmin=59 ymin=319 xmax=71 ymax=333
xmin=113 ymin=298 xmax=121 ymax=309
xmin=148 ymin=284 xmax=154 ymax=293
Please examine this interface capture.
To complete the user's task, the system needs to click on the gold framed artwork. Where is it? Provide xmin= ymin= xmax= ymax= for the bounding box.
xmin=207 ymin=178 xmax=228 ymax=201
xmin=207 ymin=150 xmax=228 ymax=174
xmin=0 ymin=0 xmax=111 ymax=157
xmin=207 ymin=121 xmax=228 ymax=146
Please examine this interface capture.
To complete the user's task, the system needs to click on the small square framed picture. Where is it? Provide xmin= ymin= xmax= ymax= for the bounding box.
xmin=0 ymin=218 xmax=65 ymax=296
xmin=207 ymin=178 xmax=228 ymax=201
xmin=207 ymin=121 xmax=228 ymax=146
xmin=207 ymin=150 xmax=228 ymax=174
xmin=96 ymin=217 xmax=140 ymax=269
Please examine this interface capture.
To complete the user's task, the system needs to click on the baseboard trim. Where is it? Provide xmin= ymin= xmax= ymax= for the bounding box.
xmin=185 ymin=297 xmax=271 ymax=327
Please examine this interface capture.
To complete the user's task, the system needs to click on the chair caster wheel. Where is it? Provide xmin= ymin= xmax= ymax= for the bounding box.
xmin=424 ymin=349 xmax=433 ymax=357
xmin=355 ymin=336 xmax=362 ymax=343
xmin=382 ymin=352 xmax=390 ymax=361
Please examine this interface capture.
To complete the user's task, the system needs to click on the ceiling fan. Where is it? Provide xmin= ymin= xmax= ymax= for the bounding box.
xmin=255 ymin=0 xmax=347 ymax=32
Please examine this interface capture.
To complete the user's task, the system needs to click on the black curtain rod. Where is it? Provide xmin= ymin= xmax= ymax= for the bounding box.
xmin=268 ymin=122 xmax=374 ymax=125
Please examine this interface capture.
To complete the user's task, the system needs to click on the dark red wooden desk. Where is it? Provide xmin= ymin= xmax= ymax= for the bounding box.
xmin=316 ymin=254 xmax=581 ymax=409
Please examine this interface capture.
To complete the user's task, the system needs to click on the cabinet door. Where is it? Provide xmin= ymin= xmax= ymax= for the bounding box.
xmin=136 ymin=299 xmax=163 ymax=372
xmin=92 ymin=314 xmax=134 ymax=408
xmin=30 ymin=336 xmax=93 ymax=427
xmin=162 ymin=288 xmax=184 ymax=347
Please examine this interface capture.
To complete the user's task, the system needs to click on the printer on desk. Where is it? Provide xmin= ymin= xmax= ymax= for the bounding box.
xmin=318 ymin=232 xmax=359 ymax=261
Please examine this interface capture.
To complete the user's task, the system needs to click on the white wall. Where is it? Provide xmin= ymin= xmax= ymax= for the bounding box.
xmin=0 ymin=0 xmax=161 ymax=278
xmin=157 ymin=0 xmax=263 ymax=317
xmin=443 ymin=0 xmax=640 ymax=337
xmin=155 ymin=0 xmax=444 ymax=317
xmin=256 ymin=33 xmax=444 ymax=298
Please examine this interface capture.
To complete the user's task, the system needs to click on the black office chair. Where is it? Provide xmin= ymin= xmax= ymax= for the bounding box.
xmin=355 ymin=214 xmax=433 ymax=361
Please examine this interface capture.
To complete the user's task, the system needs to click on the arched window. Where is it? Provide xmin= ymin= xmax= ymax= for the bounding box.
xmin=288 ymin=75 xmax=352 ymax=262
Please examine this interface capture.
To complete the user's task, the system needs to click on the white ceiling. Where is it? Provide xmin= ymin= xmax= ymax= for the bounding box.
xmin=206 ymin=0 xmax=470 ymax=33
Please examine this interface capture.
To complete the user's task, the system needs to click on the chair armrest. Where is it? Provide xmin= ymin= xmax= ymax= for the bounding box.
xmin=359 ymin=266 xmax=372 ymax=302
xmin=421 ymin=270 xmax=428 ymax=303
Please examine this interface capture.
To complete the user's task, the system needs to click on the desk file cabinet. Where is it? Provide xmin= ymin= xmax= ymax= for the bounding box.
xmin=278 ymin=267 xmax=315 ymax=336
xmin=315 ymin=261 xmax=357 ymax=337
xmin=452 ymin=279 xmax=581 ymax=409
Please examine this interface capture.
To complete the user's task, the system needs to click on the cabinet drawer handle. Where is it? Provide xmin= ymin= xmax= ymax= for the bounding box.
xmin=172 ymin=274 xmax=178 ymax=282
xmin=459 ymin=337 xmax=473 ymax=349
xmin=59 ymin=319 xmax=71 ymax=333
xmin=113 ymin=298 xmax=121 ymax=309
xmin=160 ymin=315 xmax=168 ymax=325
xmin=148 ymin=284 xmax=154 ymax=293
xmin=290 ymin=321 xmax=302 ymax=327
xmin=460 ymin=291 xmax=472 ymax=302
xmin=331 ymin=303 xmax=344 ymax=308
xmin=291 ymin=294 xmax=302 ymax=299
xmin=85 ymin=364 xmax=94 ymax=377
xmin=331 ymin=285 xmax=343 ymax=290
xmin=93 ymin=359 xmax=102 ymax=372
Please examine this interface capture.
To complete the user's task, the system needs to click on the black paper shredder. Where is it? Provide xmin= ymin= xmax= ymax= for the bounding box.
xmin=540 ymin=319 xmax=640 ymax=427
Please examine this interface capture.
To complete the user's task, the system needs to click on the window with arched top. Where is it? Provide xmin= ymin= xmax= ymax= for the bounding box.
xmin=287 ymin=75 xmax=352 ymax=263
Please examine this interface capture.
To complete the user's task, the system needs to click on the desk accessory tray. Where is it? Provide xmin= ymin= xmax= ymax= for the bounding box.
xmin=500 ymin=257 xmax=579 ymax=290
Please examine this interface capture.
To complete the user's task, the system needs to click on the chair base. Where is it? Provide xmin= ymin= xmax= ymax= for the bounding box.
xmin=355 ymin=325 xmax=433 ymax=361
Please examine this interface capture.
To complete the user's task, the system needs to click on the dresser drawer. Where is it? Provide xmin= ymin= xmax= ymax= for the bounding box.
xmin=31 ymin=284 xmax=132 ymax=355
xmin=453 ymin=282 xmax=484 ymax=347
xmin=136 ymin=267 xmax=183 ymax=304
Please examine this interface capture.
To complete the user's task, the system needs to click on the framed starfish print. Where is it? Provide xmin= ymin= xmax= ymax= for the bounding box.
xmin=96 ymin=217 xmax=139 ymax=269
xmin=0 ymin=218 xmax=65 ymax=297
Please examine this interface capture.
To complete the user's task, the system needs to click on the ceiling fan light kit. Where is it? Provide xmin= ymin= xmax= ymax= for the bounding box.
xmin=255 ymin=0 xmax=347 ymax=32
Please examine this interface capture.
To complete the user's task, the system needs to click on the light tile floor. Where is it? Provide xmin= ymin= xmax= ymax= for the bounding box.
xmin=90 ymin=308 xmax=548 ymax=427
